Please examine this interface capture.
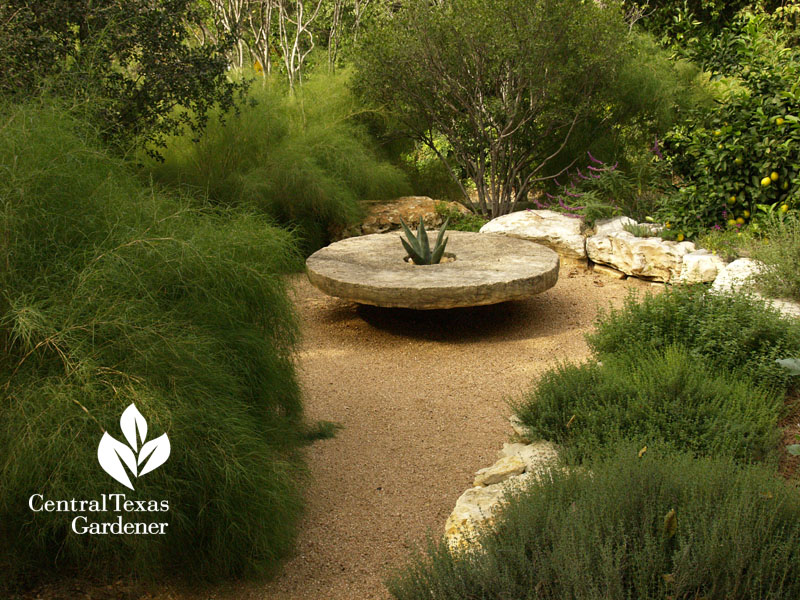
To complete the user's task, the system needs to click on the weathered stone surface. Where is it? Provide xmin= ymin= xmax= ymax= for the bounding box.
xmin=499 ymin=441 xmax=559 ymax=475
xmin=445 ymin=483 xmax=507 ymax=548
xmin=710 ymin=258 xmax=760 ymax=293
xmin=306 ymin=231 xmax=559 ymax=309
xmin=593 ymin=216 xmax=636 ymax=237
xmin=474 ymin=455 xmax=526 ymax=487
xmin=710 ymin=258 xmax=800 ymax=319
xmin=361 ymin=196 xmax=471 ymax=235
xmin=593 ymin=264 xmax=626 ymax=279
xmin=445 ymin=440 xmax=561 ymax=549
xmin=586 ymin=231 xmax=696 ymax=282
xmin=678 ymin=250 xmax=726 ymax=284
xmin=480 ymin=209 xmax=587 ymax=259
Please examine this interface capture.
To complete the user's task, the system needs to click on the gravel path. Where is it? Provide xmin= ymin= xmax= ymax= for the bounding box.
xmin=209 ymin=265 xmax=649 ymax=600
xmin=81 ymin=263 xmax=652 ymax=600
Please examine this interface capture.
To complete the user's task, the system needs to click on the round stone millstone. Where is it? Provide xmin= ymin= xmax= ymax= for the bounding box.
xmin=305 ymin=231 xmax=559 ymax=309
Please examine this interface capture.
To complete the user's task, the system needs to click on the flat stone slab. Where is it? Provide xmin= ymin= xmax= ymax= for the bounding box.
xmin=306 ymin=232 xmax=559 ymax=309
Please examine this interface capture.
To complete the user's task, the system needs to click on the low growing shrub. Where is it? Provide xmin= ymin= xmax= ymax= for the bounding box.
xmin=434 ymin=202 xmax=486 ymax=232
xmin=388 ymin=446 xmax=800 ymax=600
xmin=1 ymin=101 xmax=308 ymax=589
xmin=587 ymin=286 xmax=800 ymax=391
xmin=749 ymin=213 xmax=800 ymax=301
xmin=512 ymin=346 xmax=783 ymax=465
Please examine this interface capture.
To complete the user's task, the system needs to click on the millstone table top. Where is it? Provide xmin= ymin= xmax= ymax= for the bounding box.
xmin=305 ymin=231 xmax=559 ymax=309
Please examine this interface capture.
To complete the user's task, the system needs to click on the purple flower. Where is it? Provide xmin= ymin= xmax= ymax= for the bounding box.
xmin=587 ymin=150 xmax=603 ymax=164
xmin=587 ymin=165 xmax=604 ymax=172
xmin=712 ymin=224 xmax=722 ymax=230
xmin=576 ymin=168 xmax=589 ymax=180
xmin=651 ymin=137 xmax=663 ymax=159
xmin=565 ymin=190 xmax=583 ymax=198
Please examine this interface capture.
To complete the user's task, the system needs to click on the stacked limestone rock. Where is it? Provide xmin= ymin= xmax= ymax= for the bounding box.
xmin=444 ymin=418 xmax=560 ymax=549
xmin=480 ymin=210 xmax=726 ymax=284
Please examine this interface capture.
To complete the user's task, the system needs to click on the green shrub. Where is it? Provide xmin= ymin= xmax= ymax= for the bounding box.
xmin=696 ymin=226 xmax=754 ymax=261
xmin=147 ymin=72 xmax=410 ymax=254
xmin=0 ymin=101 xmax=307 ymax=589
xmin=587 ymin=286 xmax=800 ymax=392
xmin=388 ymin=446 xmax=800 ymax=600
xmin=512 ymin=346 xmax=782 ymax=465
xmin=749 ymin=213 xmax=800 ymax=301
xmin=434 ymin=202 xmax=486 ymax=232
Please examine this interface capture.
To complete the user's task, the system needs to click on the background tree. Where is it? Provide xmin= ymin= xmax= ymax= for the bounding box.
xmin=0 ymin=0 xmax=242 ymax=152
xmin=354 ymin=0 xmax=633 ymax=217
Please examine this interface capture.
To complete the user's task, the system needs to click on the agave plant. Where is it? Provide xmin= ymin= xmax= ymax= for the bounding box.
xmin=399 ymin=216 xmax=449 ymax=265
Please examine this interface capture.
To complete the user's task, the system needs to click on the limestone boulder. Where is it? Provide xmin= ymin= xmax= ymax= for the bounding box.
xmin=474 ymin=455 xmax=526 ymax=487
xmin=361 ymin=196 xmax=470 ymax=235
xmin=710 ymin=258 xmax=760 ymax=293
xmin=710 ymin=258 xmax=800 ymax=319
xmin=499 ymin=441 xmax=559 ymax=476
xmin=586 ymin=231 xmax=696 ymax=282
xmin=593 ymin=216 xmax=636 ymax=237
xmin=444 ymin=483 xmax=507 ymax=549
xmin=678 ymin=250 xmax=726 ymax=284
xmin=480 ymin=209 xmax=587 ymax=259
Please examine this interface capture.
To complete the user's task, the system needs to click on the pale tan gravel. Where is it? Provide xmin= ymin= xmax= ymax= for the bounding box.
xmin=55 ymin=263 xmax=652 ymax=600
xmin=182 ymin=264 xmax=651 ymax=600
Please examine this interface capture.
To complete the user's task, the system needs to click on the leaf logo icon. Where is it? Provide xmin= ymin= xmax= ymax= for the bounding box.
xmin=97 ymin=404 xmax=170 ymax=490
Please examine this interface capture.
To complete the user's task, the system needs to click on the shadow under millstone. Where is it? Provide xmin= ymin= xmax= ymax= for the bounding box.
xmin=354 ymin=292 xmax=577 ymax=344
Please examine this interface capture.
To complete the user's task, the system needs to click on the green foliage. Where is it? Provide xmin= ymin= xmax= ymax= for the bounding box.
xmin=623 ymin=223 xmax=658 ymax=237
xmin=587 ymin=286 xmax=800 ymax=392
xmin=0 ymin=0 xmax=242 ymax=151
xmin=660 ymin=10 xmax=800 ymax=237
xmin=696 ymin=226 xmax=754 ymax=261
xmin=512 ymin=347 xmax=783 ymax=465
xmin=400 ymin=217 xmax=449 ymax=266
xmin=148 ymin=73 xmax=410 ymax=254
xmin=748 ymin=213 xmax=800 ymax=301
xmin=434 ymin=202 xmax=487 ymax=233
xmin=545 ymin=154 xmax=673 ymax=224
xmin=0 ymin=101 xmax=307 ymax=589
xmin=355 ymin=0 xmax=633 ymax=217
xmin=388 ymin=446 xmax=800 ymax=600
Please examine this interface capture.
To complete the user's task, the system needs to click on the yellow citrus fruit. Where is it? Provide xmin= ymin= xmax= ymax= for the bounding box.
xmin=761 ymin=176 xmax=772 ymax=187
xmin=771 ymin=171 xmax=779 ymax=181
xmin=781 ymin=204 xmax=790 ymax=213
xmin=782 ymin=181 xmax=789 ymax=190
xmin=676 ymin=233 xmax=685 ymax=242
xmin=743 ymin=210 xmax=751 ymax=217
xmin=728 ymin=196 xmax=737 ymax=204
xmin=713 ymin=129 xmax=722 ymax=136
xmin=736 ymin=217 xmax=745 ymax=224
xmin=734 ymin=157 xmax=744 ymax=166
xmin=665 ymin=222 xmax=671 ymax=229
xmin=717 ymin=143 xmax=724 ymax=150
xmin=727 ymin=218 xmax=737 ymax=226
xmin=776 ymin=117 xmax=785 ymax=125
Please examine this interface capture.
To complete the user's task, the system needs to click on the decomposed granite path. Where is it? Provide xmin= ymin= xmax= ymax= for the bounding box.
xmin=192 ymin=265 xmax=653 ymax=600
xmin=33 ymin=263 xmax=652 ymax=600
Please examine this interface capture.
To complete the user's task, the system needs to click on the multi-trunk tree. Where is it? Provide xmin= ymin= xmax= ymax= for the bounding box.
xmin=355 ymin=0 xmax=632 ymax=217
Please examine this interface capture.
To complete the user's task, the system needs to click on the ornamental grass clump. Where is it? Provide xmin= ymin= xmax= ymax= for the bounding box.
xmin=400 ymin=216 xmax=449 ymax=265
xmin=388 ymin=446 xmax=800 ymax=600
xmin=587 ymin=285 xmax=800 ymax=392
xmin=512 ymin=346 xmax=783 ymax=466
xmin=0 ymin=101 xmax=308 ymax=590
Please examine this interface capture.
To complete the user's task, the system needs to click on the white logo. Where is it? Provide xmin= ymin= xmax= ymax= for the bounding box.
xmin=97 ymin=404 xmax=170 ymax=490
